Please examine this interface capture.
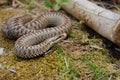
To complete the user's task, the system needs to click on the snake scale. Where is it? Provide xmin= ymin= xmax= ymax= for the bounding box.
xmin=1 ymin=12 xmax=72 ymax=58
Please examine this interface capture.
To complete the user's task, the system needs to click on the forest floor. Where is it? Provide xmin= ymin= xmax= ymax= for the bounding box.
xmin=0 ymin=0 xmax=120 ymax=80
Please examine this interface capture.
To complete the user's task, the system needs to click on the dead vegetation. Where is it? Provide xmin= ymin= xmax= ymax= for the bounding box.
xmin=0 ymin=0 xmax=120 ymax=80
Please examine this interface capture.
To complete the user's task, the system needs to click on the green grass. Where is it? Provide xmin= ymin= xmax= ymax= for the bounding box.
xmin=83 ymin=54 xmax=107 ymax=80
xmin=43 ymin=0 xmax=68 ymax=11
xmin=54 ymin=44 xmax=80 ymax=80
xmin=0 ymin=1 xmax=120 ymax=79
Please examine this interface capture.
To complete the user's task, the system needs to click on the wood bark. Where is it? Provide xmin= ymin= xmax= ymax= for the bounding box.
xmin=114 ymin=0 xmax=120 ymax=3
xmin=62 ymin=0 xmax=120 ymax=46
xmin=0 ymin=0 xmax=8 ymax=5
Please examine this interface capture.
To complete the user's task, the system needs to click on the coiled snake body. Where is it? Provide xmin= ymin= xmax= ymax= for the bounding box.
xmin=1 ymin=12 xmax=72 ymax=58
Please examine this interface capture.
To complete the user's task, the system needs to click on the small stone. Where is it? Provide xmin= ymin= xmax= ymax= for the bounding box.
xmin=0 ymin=48 xmax=4 ymax=55
xmin=7 ymin=68 xmax=17 ymax=73
xmin=0 ymin=63 xmax=4 ymax=69
xmin=0 ymin=63 xmax=2 ymax=68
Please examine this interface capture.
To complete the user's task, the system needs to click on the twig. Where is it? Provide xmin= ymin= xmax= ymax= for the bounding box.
xmin=97 ymin=69 xmax=120 ymax=80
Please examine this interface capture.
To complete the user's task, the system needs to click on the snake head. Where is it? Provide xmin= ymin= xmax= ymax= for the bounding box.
xmin=45 ymin=33 xmax=67 ymax=45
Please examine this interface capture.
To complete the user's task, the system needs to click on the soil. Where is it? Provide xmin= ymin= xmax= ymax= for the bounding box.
xmin=0 ymin=0 xmax=120 ymax=80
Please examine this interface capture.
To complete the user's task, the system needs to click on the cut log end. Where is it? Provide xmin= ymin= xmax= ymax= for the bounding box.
xmin=113 ymin=21 xmax=120 ymax=46
xmin=62 ymin=0 xmax=120 ymax=46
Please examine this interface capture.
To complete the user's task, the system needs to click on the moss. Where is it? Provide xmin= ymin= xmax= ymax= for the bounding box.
xmin=0 ymin=2 xmax=120 ymax=80
xmin=54 ymin=44 xmax=80 ymax=80
xmin=0 ymin=8 xmax=63 ymax=80
xmin=61 ymin=19 xmax=119 ymax=79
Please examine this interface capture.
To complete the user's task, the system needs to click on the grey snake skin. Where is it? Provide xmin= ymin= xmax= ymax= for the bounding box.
xmin=1 ymin=12 xmax=72 ymax=58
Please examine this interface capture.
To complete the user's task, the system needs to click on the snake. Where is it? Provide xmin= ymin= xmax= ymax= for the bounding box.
xmin=1 ymin=12 xmax=72 ymax=58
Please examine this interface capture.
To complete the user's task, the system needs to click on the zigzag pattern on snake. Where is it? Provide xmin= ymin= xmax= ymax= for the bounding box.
xmin=1 ymin=12 xmax=72 ymax=58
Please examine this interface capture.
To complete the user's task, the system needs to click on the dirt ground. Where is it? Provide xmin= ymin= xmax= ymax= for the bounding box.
xmin=0 ymin=0 xmax=120 ymax=80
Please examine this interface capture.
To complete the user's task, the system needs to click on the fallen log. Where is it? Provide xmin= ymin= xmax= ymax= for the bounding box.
xmin=0 ymin=0 xmax=10 ymax=5
xmin=114 ymin=0 xmax=120 ymax=3
xmin=62 ymin=0 xmax=120 ymax=46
